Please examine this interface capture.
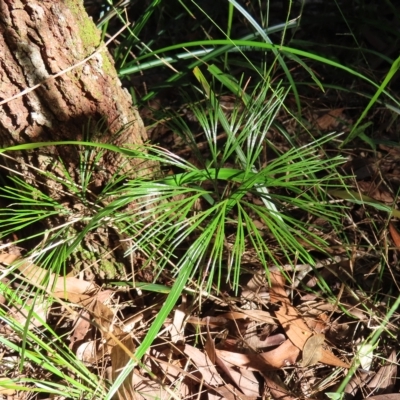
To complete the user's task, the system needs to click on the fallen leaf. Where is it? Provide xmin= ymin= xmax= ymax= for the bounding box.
xmin=358 ymin=181 xmax=394 ymax=203
xmin=0 ymin=377 xmax=18 ymax=395
xmin=260 ymin=339 xmax=300 ymax=367
xmin=262 ymin=371 xmax=297 ymax=400
xmin=367 ymin=350 xmax=397 ymax=394
xmin=319 ymin=346 xmax=351 ymax=368
xmin=345 ymin=369 xmax=373 ymax=397
xmin=170 ymin=295 xmax=187 ymax=343
xmin=220 ymin=310 xmax=275 ymax=325
xmin=212 ymin=384 xmax=258 ymax=400
xmin=184 ymin=344 xmax=224 ymax=386
xmin=0 ymin=253 xmax=97 ymax=303
xmin=301 ymin=334 xmax=325 ymax=367
xmin=76 ymin=341 xmax=100 ymax=363
xmin=216 ymin=339 xmax=300 ymax=370
xmin=269 ymin=271 xmax=350 ymax=369
xmin=69 ymin=310 xmax=92 ymax=349
xmin=389 ymin=223 xmax=400 ymax=247
xmin=111 ymin=335 xmax=136 ymax=400
xmin=187 ymin=316 xmax=228 ymax=328
xmin=150 ymin=350 xmax=241 ymax=400
xmin=357 ymin=342 xmax=374 ymax=371
xmin=269 ymin=271 xmax=313 ymax=349
xmin=315 ymin=108 xmax=344 ymax=130
xmin=205 ymin=320 xmax=258 ymax=397
xmin=228 ymin=368 xmax=259 ymax=398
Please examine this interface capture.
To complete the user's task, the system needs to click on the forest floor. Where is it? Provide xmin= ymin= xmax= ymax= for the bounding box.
xmin=1 ymin=1 xmax=400 ymax=400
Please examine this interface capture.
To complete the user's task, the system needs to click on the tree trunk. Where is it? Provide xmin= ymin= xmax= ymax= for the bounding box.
xmin=0 ymin=0 xmax=156 ymax=271
xmin=0 ymin=0 xmax=148 ymax=178
xmin=0 ymin=2 xmax=157 ymax=396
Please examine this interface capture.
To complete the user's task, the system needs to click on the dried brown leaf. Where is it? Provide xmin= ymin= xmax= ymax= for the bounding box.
xmin=214 ymin=384 xmax=258 ymax=400
xmin=315 ymin=108 xmax=344 ymax=130
xmin=389 ymin=223 xmax=400 ymax=247
xmin=0 ymin=253 xmax=97 ymax=303
xmin=358 ymin=181 xmax=394 ymax=203
xmin=367 ymin=350 xmax=397 ymax=394
xmin=93 ymin=299 xmax=114 ymax=333
xmin=184 ymin=344 xmax=224 ymax=386
xmin=205 ymin=318 xmax=217 ymax=364
xmin=319 ymin=347 xmax=350 ymax=368
xmin=227 ymin=368 xmax=259 ymax=398
xmin=205 ymin=320 xmax=258 ymax=397
xmin=69 ymin=310 xmax=92 ymax=349
xmin=220 ymin=310 xmax=275 ymax=325
xmin=216 ymin=339 xmax=299 ymax=370
xmin=269 ymin=271 xmax=351 ymax=368
xmin=260 ymin=339 xmax=300 ymax=367
xmin=301 ymin=334 xmax=325 ymax=367
xmin=187 ymin=316 xmax=228 ymax=328
xmin=111 ymin=335 xmax=136 ymax=400
xmin=269 ymin=271 xmax=313 ymax=349
xmin=0 ymin=377 xmax=23 ymax=395
xmin=76 ymin=341 xmax=100 ymax=363
xmin=131 ymin=374 xmax=176 ymax=400
xmin=216 ymin=349 xmax=269 ymax=371
xmin=262 ymin=371 xmax=297 ymax=400
xmin=345 ymin=369 xmax=373 ymax=397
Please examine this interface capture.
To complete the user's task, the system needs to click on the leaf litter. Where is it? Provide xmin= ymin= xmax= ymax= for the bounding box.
xmin=0 ymin=250 xmax=358 ymax=399
xmin=2 ymin=135 xmax=400 ymax=397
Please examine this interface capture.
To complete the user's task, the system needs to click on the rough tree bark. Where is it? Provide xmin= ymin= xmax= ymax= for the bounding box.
xmin=0 ymin=1 xmax=156 ymax=276
xmin=0 ymin=0 xmax=148 ymax=178
xmin=0 ymin=2 xmax=154 ymax=395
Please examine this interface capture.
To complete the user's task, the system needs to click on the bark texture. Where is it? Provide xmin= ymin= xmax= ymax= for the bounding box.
xmin=0 ymin=0 xmax=155 ymax=280
xmin=0 ymin=0 xmax=147 ymax=177
xmin=0 ymin=4 xmax=152 ymax=394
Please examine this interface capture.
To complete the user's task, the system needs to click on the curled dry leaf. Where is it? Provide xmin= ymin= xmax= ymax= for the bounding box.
xmin=204 ymin=320 xmax=259 ymax=398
